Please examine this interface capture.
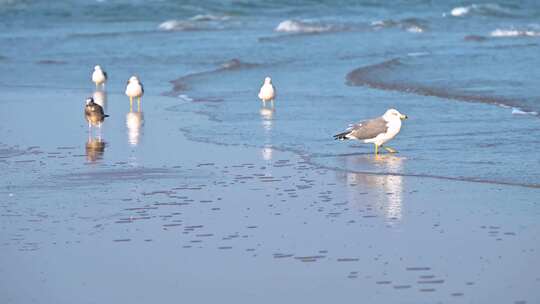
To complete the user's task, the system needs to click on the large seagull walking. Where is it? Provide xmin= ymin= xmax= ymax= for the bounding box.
xmin=334 ymin=108 xmax=407 ymax=154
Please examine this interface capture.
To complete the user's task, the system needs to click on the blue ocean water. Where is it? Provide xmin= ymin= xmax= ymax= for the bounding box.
xmin=1 ymin=0 xmax=540 ymax=187
xmin=2 ymin=2 xmax=540 ymax=304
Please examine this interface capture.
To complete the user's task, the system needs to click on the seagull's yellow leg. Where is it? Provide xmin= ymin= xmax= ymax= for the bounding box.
xmin=129 ymin=96 xmax=133 ymax=112
xmin=138 ymin=97 xmax=141 ymax=112
xmin=374 ymin=144 xmax=379 ymax=155
xmin=384 ymin=146 xmax=398 ymax=153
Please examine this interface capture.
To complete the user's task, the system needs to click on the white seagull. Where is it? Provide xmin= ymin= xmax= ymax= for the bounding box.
xmin=125 ymin=75 xmax=144 ymax=111
xmin=258 ymin=76 xmax=275 ymax=105
xmin=92 ymin=65 xmax=107 ymax=89
xmin=334 ymin=108 xmax=408 ymax=154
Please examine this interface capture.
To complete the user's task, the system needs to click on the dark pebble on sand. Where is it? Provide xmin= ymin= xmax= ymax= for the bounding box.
xmin=393 ymin=285 xmax=412 ymax=289
xmin=406 ymin=267 xmax=431 ymax=271
xmin=418 ymin=279 xmax=444 ymax=284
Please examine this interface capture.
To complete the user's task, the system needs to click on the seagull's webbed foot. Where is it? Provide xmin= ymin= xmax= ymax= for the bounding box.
xmin=383 ymin=146 xmax=398 ymax=153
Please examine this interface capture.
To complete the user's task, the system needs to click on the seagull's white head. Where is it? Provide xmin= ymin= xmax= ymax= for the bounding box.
xmin=94 ymin=65 xmax=101 ymax=71
xmin=383 ymin=108 xmax=408 ymax=121
xmin=128 ymin=76 xmax=139 ymax=83
xmin=85 ymin=97 xmax=94 ymax=105
xmin=264 ymin=76 xmax=272 ymax=84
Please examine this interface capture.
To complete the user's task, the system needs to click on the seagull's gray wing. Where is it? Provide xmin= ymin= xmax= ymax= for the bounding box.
xmin=345 ymin=117 xmax=388 ymax=140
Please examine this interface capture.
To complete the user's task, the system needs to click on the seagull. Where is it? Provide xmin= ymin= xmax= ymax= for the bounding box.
xmin=258 ymin=76 xmax=275 ymax=105
xmin=125 ymin=75 xmax=144 ymax=111
xmin=334 ymin=108 xmax=408 ymax=154
xmin=84 ymin=97 xmax=109 ymax=128
xmin=92 ymin=65 xmax=107 ymax=89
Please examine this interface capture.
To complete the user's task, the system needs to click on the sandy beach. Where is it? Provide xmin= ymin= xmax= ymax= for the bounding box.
xmin=1 ymin=87 xmax=539 ymax=303
xmin=1 ymin=1 xmax=540 ymax=303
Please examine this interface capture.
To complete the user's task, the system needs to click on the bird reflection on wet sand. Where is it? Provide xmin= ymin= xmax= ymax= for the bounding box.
xmin=339 ymin=154 xmax=405 ymax=222
xmin=92 ymin=90 xmax=107 ymax=111
xmin=261 ymin=145 xmax=273 ymax=161
xmin=126 ymin=110 xmax=144 ymax=146
xmin=260 ymin=105 xmax=274 ymax=161
xmin=85 ymin=135 xmax=106 ymax=163
xmin=260 ymin=105 xmax=274 ymax=133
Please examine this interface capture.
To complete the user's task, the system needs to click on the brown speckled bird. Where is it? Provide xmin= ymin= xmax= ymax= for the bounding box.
xmin=84 ymin=97 xmax=109 ymax=128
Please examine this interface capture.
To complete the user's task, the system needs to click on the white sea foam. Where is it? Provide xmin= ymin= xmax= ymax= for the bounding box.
xmin=158 ymin=20 xmax=197 ymax=31
xmin=159 ymin=14 xmax=229 ymax=31
xmin=370 ymin=20 xmax=386 ymax=27
xmin=406 ymin=25 xmax=424 ymax=33
xmin=511 ymin=107 xmax=538 ymax=115
xmin=178 ymin=94 xmax=193 ymax=102
xmin=371 ymin=19 xmax=426 ymax=33
xmin=189 ymin=14 xmax=229 ymax=22
xmin=275 ymin=20 xmax=333 ymax=33
xmin=446 ymin=3 xmax=514 ymax=18
xmin=450 ymin=6 xmax=470 ymax=17
xmin=490 ymin=29 xmax=540 ymax=37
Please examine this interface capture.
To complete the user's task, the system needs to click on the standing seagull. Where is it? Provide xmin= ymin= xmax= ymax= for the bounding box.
xmin=85 ymin=97 xmax=109 ymax=128
xmin=258 ymin=76 xmax=275 ymax=105
xmin=92 ymin=65 xmax=107 ymax=89
xmin=334 ymin=108 xmax=407 ymax=154
xmin=125 ymin=75 xmax=144 ymax=111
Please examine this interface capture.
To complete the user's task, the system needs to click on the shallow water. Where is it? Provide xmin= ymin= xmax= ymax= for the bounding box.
xmin=1 ymin=1 xmax=540 ymax=303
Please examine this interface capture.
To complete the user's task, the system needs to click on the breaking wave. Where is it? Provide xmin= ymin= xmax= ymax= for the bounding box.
xmin=370 ymin=18 xmax=428 ymax=33
xmin=490 ymin=28 xmax=540 ymax=37
xmin=166 ymin=58 xmax=259 ymax=96
xmin=346 ymin=58 xmax=538 ymax=116
xmin=445 ymin=3 xmax=517 ymax=17
xmin=274 ymin=19 xmax=336 ymax=34
xmin=512 ymin=107 xmax=538 ymax=116
xmin=158 ymin=14 xmax=230 ymax=31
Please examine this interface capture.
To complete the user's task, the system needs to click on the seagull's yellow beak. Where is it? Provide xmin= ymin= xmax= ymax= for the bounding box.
xmin=400 ymin=114 xmax=408 ymax=120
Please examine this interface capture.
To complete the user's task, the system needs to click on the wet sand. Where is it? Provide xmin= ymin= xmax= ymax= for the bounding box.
xmin=1 ymin=87 xmax=539 ymax=303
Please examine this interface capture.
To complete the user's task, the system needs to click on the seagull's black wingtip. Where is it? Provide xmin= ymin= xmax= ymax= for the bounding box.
xmin=333 ymin=132 xmax=349 ymax=140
